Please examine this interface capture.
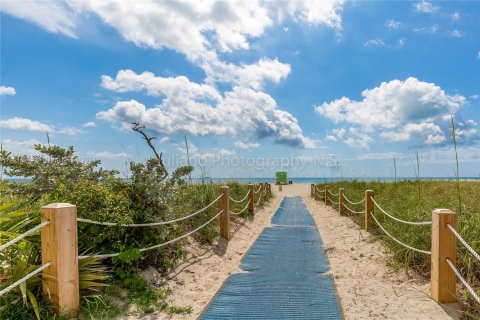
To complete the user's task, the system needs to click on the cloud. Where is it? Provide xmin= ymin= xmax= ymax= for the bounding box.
xmin=90 ymin=151 xmax=128 ymax=159
xmin=414 ymin=1 xmax=439 ymax=13
xmin=82 ymin=121 xmax=97 ymax=127
xmin=4 ymin=1 xmax=345 ymax=61
xmin=0 ymin=86 xmax=16 ymax=96
xmin=234 ymin=141 xmax=261 ymax=149
xmin=0 ymin=139 xmax=42 ymax=156
xmin=364 ymin=39 xmax=386 ymax=47
xmin=204 ymin=58 xmax=291 ymax=90
xmin=451 ymin=12 xmax=460 ymax=21
xmin=101 ymin=69 xmax=221 ymax=100
xmin=326 ymin=128 xmax=373 ymax=149
xmin=98 ymin=74 xmax=313 ymax=148
xmin=272 ymin=0 xmax=345 ymax=29
xmin=0 ymin=117 xmax=52 ymax=132
xmin=57 ymin=126 xmax=85 ymax=135
xmin=414 ymin=24 xmax=439 ymax=34
xmin=315 ymin=77 xmax=469 ymax=147
xmin=448 ymin=30 xmax=462 ymax=38
xmin=420 ymin=146 xmax=480 ymax=164
xmin=477 ymin=51 xmax=480 ymax=59
xmin=384 ymin=19 xmax=401 ymax=30
xmin=355 ymin=151 xmax=404 ymax=161
xmin=0 ymin=0 xmax=77 ymax=37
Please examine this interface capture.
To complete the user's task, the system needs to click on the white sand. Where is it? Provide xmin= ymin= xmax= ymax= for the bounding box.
xmin=132 ymin=184 xmax=458 ymax=320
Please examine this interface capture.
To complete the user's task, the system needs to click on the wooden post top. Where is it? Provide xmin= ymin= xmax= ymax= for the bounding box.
xmin=433 ymin=209 xmax=455 ymax=215
xmin=42 ymin=203 xmax=76 ymax=209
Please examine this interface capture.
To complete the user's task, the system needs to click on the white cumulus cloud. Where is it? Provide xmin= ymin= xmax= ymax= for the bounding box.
xmin=98 ymin=70 xmax=312 ymax=148
xmin=0 ymin=0 xmax=77 ymax=37
xmin=315 ymin=77 xmax=470 ymax=147
xmin=0 ymin=117 xmax=52 ymax=132
xmin=0 ymin=86 xmax=16 ymax=96
xmin=414 ymin=0 xmax=439 ymax=13
xmin=384 ymin=19 xmax=401 ymax=30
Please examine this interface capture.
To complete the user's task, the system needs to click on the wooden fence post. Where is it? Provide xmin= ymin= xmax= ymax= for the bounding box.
xmin=364 ymin=190 xmax=374 ymax=232
xmin=324 ymin=186 xmax=330 ymax=205
xmin=220 ymin=186 xmax=230 ymax=240
xmin=41 ymin=203 xmax=79 ymax=318
xmin=248 ymin=184 xmax=254 ymax=213
xmin=431 ymin=209 xmax=457 ymax=304
xmin=259 ymin=183 xmax=264 ymax=204
xmin=311 ymin=184 xmax=314 ymax=197
xmin=339 ymin=188 xmax=345 ymax=215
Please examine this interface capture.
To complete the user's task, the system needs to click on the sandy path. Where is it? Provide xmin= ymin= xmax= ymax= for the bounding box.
xmin=301 ymin=184 xmax=459 ymax=320
xmin=131 ymin=183 xmax=458 ymax=320
xmin=132 ymin=191 xmax=284 ymax=320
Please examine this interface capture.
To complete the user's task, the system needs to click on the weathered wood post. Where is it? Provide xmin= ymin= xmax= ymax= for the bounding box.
xmin=259 ymin=182 xmax=264 ymax=205
xmin=311 ymin=184 xmax=315 ymax=197
xmin=220 ymin=186 xmax=230 ymax=240
xmin=41 ymin=203 xmax=79 ymax=317
xmin=431 ymin=209 xmax=457 ymax=303
xmin=324 ymin=186 xmax=330 ymax=205
xmin=364 ymin=190 xmax=374 ymax=232
xmin=314 ymin=185 xmax=319 ymax=201
xmin=248 ymin=184 xmax=254 ymax=213
xmin=339 ymin=188 xmax=345 ymax=215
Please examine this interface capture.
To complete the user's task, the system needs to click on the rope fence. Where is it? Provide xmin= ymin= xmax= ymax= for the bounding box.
xmin=79 ymin=210 xmax=223 ymax=260
xmin=328 ymin=197 xmax=338 ymax=206
xmin=0 ymin=262 xmax=51 ymax=297
xmin=77 ymin=194 xmax=223 ymax=227
xmin=343 ymin=195 xmax=364 ymax=206
xmin=446 ymin=258 xmax=480 ymax=304
xmin=343 ymin=203 xmax=364 ymax=215
xmin=230 ymin=202 xmax=250 ymax=215
xmin=1 ymin=182 xmax=272 ymax=315
xmin=310 ymin=183 xmax=479 ymax=307
xmin=370 ymin=197 xmax=432 ymax=226
xmin=229 ymin=189 xmax=250 ymax=203
xmin=447 ymin=224 xmax=480 ymax=264
xmin=0 ymin=220 xmax=50 ymax=252
xmin=369 ymin=211 xmax=431 ymax=255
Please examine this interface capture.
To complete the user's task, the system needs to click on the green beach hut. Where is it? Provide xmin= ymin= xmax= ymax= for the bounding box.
xmin=275 ymin=170 xmax=288 ymax=185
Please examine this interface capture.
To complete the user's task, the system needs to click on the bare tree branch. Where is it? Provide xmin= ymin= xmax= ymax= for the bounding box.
xmin=131 ymin=122 xmax=168 ymax=179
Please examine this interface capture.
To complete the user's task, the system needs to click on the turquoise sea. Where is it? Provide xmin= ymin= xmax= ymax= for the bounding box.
xmin=193 ymin=177 xmax=480 ymax=184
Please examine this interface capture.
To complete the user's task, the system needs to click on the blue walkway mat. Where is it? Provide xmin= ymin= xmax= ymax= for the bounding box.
xmin=201 ymin=196 xmax=343 ymax=320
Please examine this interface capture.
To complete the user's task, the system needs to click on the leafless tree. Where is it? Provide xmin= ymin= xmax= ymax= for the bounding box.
xmin=131 ymin=122 xmax=168 ymax=180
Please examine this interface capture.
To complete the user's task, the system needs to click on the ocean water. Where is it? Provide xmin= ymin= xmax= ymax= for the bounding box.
xmin=6 ymin=177 xmax=480 ymax=184
xmin=193 ymin=177 xmax=480 ymax=184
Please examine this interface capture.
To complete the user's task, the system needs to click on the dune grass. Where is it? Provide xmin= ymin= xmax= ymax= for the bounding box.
xmin=316 ymin=179 xmax=480 ymax=319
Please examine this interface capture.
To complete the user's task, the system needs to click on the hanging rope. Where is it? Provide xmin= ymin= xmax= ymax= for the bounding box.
xmin=344 ymin=203 xmax=364 ymax=214
xmin=328 ymin=197 xmax=339 ymax=205
xmin=369 ymin=212 xmax=431 ymax=255
xmin=370 ymin=197 xmax=432 ymax=226
xmin=446 ymin=258 xmax=480 ymax=304
xmin=447 ymin=224 xmax=480 ymax=264
xmin=229 ymin=189 xmax=250 ymax=203
xmin=328 ymin=190 xmax=339 ymax=197
xmin=79 ymin=210 xmax=223 ymax=260
xmin=343 ymin=194 xmax=365 ymax=205
xmin=0 ymin=220 xmax=50 ymax=252
xmin=230 ymin=202 xmax=250 ymax=215
xmin=77 ymin=194 xmax=222 ymax=227
xmin=0 ymin=262 xmax=51 ymax=296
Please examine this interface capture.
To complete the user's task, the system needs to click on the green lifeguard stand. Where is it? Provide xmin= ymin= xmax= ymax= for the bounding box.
xmin=275 ymin=170 xmax=288 ymax=185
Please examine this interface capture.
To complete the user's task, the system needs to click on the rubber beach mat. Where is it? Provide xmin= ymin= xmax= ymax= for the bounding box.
xmin=201 ymin=196 xmax=343 ymax=319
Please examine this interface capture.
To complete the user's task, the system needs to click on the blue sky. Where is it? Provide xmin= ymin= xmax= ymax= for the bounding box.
xmin=1 ymin=0 xmax=479 ymax=179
